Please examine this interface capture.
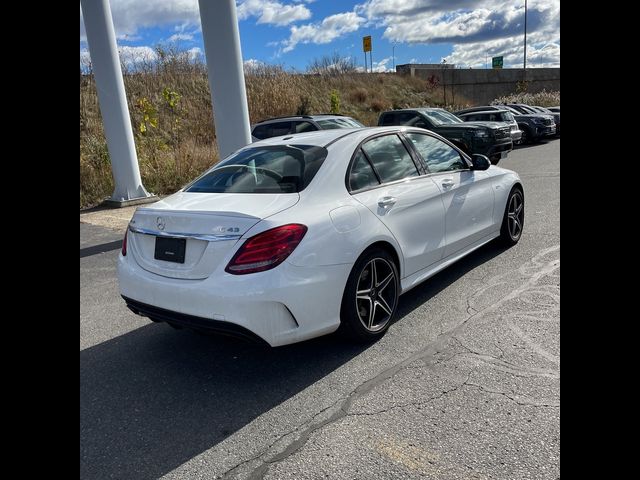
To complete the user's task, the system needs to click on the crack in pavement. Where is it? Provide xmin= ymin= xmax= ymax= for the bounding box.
xmin=221 ymin=246 xmax=560 ymax=479
xmin=464 ymin=382 xmax=559 ymax=408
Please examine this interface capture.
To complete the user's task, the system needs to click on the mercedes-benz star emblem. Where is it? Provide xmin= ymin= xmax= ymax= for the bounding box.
xmin=156 ymin=217 xmax=165 ymax=230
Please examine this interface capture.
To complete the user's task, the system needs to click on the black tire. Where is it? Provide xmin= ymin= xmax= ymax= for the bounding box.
xmin=489 ymin=155 xmax=500 ymax=165
xmin=520 ymin=126 xmax=532 ymax=144
xmin=499 ymin=187 xmax=524 ymax=246
xmin=339 ymin=248 xmax=399 ymax=342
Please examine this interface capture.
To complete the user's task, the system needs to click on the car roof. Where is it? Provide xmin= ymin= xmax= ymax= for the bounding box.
xmin=458 ymin=109 xmax=510 ymax=115
xmin=253 ymin=114 xmax=355 ymax=125
xmin=381 ymin=107 xmax=447 ymax=113
xmin=454 ymin=105 xmax=500 ymax=114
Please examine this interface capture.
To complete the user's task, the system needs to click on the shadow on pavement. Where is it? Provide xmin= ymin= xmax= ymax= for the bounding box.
xmin=80 ymin=240 xmax=509 ymax=479
xmin=80 ymin=325 xmax=369 ymax=479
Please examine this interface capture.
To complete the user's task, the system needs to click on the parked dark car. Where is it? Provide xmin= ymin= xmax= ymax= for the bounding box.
xmin=505 ymin=104 xmax=559 ymax=136
xmin=455 ymin=105 xmax=555 ymax=144
xmin=378 ymin=108 xmax=512 ymax=164
xmin=528 ymin=105 xmax=560 ymax=135
xmin=546 ymin=106 xmax=560 ymax=113
xmin=455 ymin=109 xmax=522 ymax=145
xmin=251 ymin=114 xmax=364 ymax=141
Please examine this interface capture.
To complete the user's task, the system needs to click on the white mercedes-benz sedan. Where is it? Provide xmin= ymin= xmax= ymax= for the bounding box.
xmin=118 ymin=126 xmax=524 ymax=346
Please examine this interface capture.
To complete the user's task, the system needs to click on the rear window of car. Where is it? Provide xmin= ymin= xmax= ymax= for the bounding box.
xmin=252 ymin=121 xmax=292 ymax=140
xmin=316 ymin=118 xmax=364 ymax=129
xmin=185 ymin=145 xmax=328 ymax=194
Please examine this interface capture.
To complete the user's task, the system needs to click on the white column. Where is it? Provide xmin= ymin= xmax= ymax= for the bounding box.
xmin=198 ymin=0 xmax=252 ymax=159
xmin=81 ymin=0 xmax=154 ymax=205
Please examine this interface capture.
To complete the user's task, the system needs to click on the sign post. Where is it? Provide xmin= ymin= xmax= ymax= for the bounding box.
xmin=492 ymin=56 xmax=503 ymax=69
xmin=363 ymin=35 xmax=372 ymax=73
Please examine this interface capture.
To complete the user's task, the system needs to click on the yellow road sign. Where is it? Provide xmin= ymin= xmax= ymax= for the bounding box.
xmin=363 ymin=36 xmax=372 ymax=52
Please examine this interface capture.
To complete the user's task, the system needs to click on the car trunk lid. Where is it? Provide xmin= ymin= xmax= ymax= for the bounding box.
xmin=127 ymin=192 xmax=299 ymax=279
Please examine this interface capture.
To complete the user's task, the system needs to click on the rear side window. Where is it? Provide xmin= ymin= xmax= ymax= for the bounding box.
xmin=405 ymin=133 xmax=467 ymax=173
xmin=378 ymin=113 xmax=396 ymax=126
xmin=349 ymin=150 xmax=380 ymax=191
xmin=361 ymin=134 xmax=419 ymax=183
xmin=186 ymin=145 xmax=328 ymax=194
xmin=252 ymin=121 xmax=292 ymax=140
xmin=380 ymin=112 xmax=421 ymax=126
xmin=316 ymin=118 xmax=364 ymax=129
xmin=293 ymin=121 xmax=317 ymax=133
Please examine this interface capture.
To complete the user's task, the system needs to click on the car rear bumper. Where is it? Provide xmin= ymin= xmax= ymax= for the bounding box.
xmin=123 ymin=296 xmax=271 ymax=345
xmin=117 ymin=253 xmax=351 ymax=346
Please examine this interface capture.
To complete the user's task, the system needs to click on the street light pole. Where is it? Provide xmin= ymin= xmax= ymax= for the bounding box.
xmin=523 ymin=0 xmax=528 ymax=82
xmin=392 ymin=44 xmax=395 ymax=71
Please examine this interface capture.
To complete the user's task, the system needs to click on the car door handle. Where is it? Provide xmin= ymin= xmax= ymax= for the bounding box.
xmin=378 ymin=196 xmax=397 ymax=207
xmin=441 ymin=178 xmax=455 ymax=189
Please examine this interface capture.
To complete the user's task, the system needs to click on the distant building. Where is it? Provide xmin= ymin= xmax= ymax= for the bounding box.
xmin=395 ymin=63 xmax=560 ymax=105
xmin=396 ymin=63 xmax=455 ymax=75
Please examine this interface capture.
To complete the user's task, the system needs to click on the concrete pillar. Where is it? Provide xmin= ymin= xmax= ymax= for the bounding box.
xmin=80 ymin=0 xmax=155 ymax=206
xmin=198 ymin=0 xmax=252 ymax=159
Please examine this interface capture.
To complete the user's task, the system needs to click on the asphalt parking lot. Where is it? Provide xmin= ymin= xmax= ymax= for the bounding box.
xmin=80 ymin=138 xmax=559 ymax=480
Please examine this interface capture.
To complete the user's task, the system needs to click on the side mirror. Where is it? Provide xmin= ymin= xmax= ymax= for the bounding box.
xmin=471 ymin=154 xmax=491 ymax=170
xmin=415 ymin=121 xmax=428 ymax=129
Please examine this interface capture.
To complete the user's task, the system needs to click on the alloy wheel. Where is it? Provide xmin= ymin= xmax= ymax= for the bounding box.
xmin=355 ymin=258 xmax=397 ymax=332
xmin=507 ymin=191 xmax=524 ymax=240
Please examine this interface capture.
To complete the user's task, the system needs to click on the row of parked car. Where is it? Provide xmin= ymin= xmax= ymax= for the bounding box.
xmin=250 ymin=103 xmax=559 ymax=165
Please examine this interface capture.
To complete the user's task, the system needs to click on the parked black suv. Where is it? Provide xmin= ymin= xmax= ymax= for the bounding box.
xmin=251 ymin=114 xmax=364 ymax=141
xmin=523 ymin=105 xmax=560 ymax=135
xmin=378 ymin=108 xmax=512 ymax=164
xmin=455 ymin=105 xmax=555 ymax=144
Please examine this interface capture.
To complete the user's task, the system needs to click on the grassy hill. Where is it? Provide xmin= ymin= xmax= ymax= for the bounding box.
xmin=80 ymin=56 xmax=558 ymax=209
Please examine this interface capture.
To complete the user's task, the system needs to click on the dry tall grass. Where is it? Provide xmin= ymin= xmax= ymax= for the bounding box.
xmin=492 ymin=89 xmax=560 ymax=107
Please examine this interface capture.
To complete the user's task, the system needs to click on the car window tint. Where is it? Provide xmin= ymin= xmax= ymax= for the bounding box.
xmin=266 ymin=121 xmax=292 ymax=137
xmin=316 ymin=118 xmax=365 ymax=129
xmin=405 ymin=133 xmax=467 ymax=173
xmin=379 ymin=113 xmax=396 ymax=126
xmin=349 ymin=149 xmax=380 ymax=191
xmin=396 ymin=112 xmax=422 ymax=125
xmin=294 ymin=121 xmax=317 ymax=133
xmin=186 ymin=145 xmax=327 ymax=194
xmin=252 ymin=124 xmax=270 ymax=140
xmin=361 ymin=134 xmax=419 ymax=183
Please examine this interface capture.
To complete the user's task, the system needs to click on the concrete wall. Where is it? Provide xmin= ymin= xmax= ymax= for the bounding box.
xmin=396 ymin=65 xmax=560 ymax=106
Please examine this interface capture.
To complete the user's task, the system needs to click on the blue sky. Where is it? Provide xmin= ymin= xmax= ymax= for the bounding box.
xmin=80 ymin=0 xmax=560 ymax=72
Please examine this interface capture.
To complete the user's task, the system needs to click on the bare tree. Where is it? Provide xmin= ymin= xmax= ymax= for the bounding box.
xmin=307 ymin=52 xmax=357 ymax=76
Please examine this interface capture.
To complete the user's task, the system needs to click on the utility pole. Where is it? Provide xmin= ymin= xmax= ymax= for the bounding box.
xmin=392 ymin=43 xmax=396 ymax=71
xmin=523 ymin=0 xmax=528 ymax=83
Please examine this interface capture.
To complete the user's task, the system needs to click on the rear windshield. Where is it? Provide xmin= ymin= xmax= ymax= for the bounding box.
xmin=316 ymin=118 xmax=364 ymax=129
xmin=185 ymin=145 xmax=328 ymax=194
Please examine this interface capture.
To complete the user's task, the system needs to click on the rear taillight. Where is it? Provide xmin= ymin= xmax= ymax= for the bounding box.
xmin=225 ymin=224 xmax=307 ymax=275
xmin=122 ymin=228 xmax=128 ymax=256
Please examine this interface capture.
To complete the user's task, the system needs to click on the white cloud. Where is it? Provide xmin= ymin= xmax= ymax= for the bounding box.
xmin=356 ymin=57 xmax=393 ymax=72
xmin=283 ymin=12 xmax=365 ymax=53
xmin=444 ymin=30 xmax=559 ymax=68
xmin=237 ymin=0 xmax=311 ymax=26
xmin=80 ymin=46 xmax=159 ymax=71
xmin=372 ymin=57 xmax=392 ymax=72
xmin=80 ymin=0 xmax=201 ymax=39
xmin=356 ymin=0 xmax=560 ymax=66
xmin=118 ymin=46 xmax=159 ymax=68
xmin=168 ymin=33 xmax=194 ymax=42
xmin=243 ymin=58 xmax=265 ymax=72
xmin=186 ymin=47 xmax=203 ymax=61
